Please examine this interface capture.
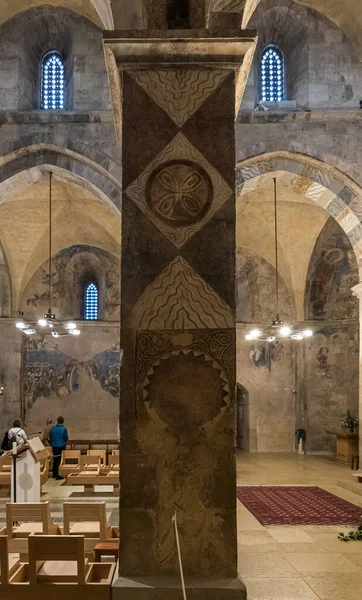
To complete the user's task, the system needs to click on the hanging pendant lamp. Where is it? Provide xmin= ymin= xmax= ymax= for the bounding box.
xmin=16 ymin=172 xmax=81 ymax=338
xmin=245 ymin=177 xmax=313 ymax=342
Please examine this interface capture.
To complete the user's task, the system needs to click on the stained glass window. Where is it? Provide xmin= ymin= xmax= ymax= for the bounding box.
xmin=85 ymin=283 xmax=99 ymax=320
xmin=41 ymin=52 xmax=65 ymax=110
xmin=260 ymin=46 xmax=284 ymax=102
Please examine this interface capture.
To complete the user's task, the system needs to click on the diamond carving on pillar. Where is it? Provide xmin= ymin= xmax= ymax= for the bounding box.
xmin=130 ymin=69 xmax=228 ymax=127
xmin=125 ymin=133 xmax=233 ymax=248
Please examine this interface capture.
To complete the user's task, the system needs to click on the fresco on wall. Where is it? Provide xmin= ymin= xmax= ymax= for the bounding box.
xmin=24 ymin=329 xmax=121 ymax=439
xmin=22 ymin=245 xmax=120 ymax=321
xmin=249 ymin=341 xmax=284 ymax=371
xmin=236 ymin=248 xmax=294 ymax=323
xmin=305 ymin=218 xmax=358 ymax=320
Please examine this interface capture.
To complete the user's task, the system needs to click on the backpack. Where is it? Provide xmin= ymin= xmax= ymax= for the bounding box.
xmin=1 ymin=431 xmax=9 ymax=451
xmin=5 ymin=428 xmax=21 ymax=451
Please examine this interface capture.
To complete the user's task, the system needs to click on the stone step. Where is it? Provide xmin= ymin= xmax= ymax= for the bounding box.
xmin=337 ymin=479 xmax=362 ymax=496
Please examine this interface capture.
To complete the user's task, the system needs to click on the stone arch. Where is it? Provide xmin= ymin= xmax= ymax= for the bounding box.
xmin=0 ymin=145 xmax=122 ymax=213
xmin=0 ymin=0 xmax=104 ymax=28
xmin=236 ymin=151 xmax=362 ymax=277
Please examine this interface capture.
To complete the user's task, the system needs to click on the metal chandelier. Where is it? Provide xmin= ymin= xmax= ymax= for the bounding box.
xmin=245 ymin=178 xmax=313 ymax=343
xmin=16 ymin=172 xmax=81 ymax=338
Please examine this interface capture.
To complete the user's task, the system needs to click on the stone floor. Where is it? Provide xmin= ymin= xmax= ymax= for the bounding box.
xmin=237 ymin=453 xmax=362 ymax=600
xmin=1 ymin=453 xmax=361 ymax=599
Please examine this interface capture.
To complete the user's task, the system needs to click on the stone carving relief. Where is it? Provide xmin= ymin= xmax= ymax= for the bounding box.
xmin=212 ymin=0 xmax=245 ymax=11
xmin=130 ymin=69 xmax=228 ymax=127
xmin=134 ymin=329 xmax=235 ymax=574
xmin=126 ymin=133 xmax=232 ymax=247
xmin=147 ymin=160 xmax=213 ymax=228
xmin=133 ymin=256 xmax=235 ymax=330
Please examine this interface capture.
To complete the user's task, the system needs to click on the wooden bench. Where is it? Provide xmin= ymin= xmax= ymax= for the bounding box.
xmin=8 ymin=534 xmax=115 ymax=599
xmin=59 ymin=450 xmax=81 ymax=478
xmin=4 ymin=502 xmax=61 ymax=557
xmin=0 ymin=535 xmax=20 ymax=584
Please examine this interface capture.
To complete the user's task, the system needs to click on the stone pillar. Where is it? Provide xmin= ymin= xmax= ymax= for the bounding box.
xmin=105 ymin=30 xmax=256 ymax=600
xmin=352 ymin=282 xmax=362 ymax=461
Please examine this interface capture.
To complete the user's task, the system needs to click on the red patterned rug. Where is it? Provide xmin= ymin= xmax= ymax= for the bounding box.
xmin=236 ymin=486 xmax=362 ymax=526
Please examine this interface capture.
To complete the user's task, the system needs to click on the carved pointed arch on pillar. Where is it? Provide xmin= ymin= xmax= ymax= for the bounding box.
xmin=0 ymin=236 xmax=12 ymax=317
xmin=236 ymin=151 xmax=362 ymax=277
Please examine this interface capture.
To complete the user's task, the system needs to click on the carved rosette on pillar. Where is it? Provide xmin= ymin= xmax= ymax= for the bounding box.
xmin=105 ymin=22 xmax=256 ymax=600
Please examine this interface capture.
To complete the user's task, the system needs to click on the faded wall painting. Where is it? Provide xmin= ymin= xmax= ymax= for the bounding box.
xmin=24 ymin=325 xmax=121 ymax=439
xmin=303 ymin=326 xmax=359 ymax=451
xmin=236 ymin=248 xmax=294 ymax=323
xmin=305 ymin=218 xmax=358 ymax=320
xmin=21 ymin=245 xmax=120 ymax=322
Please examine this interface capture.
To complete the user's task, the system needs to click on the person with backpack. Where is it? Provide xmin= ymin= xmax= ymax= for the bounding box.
xmin=8 ymin=420 xmax=27 ymax=447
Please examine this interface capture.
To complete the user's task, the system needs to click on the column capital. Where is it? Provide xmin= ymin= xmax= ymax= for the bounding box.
xmin=352 ymin=281 xmax=362 ymax=299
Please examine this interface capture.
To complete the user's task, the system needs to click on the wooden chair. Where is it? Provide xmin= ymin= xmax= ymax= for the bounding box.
xmin=0 ymin=535 xmax=20 ymax=584
xmin=79 ymin=455 xmax=102 ymax=471
xmin=0 ymin=455 xmax=11 ymax=496
xmin=59 ymin=450 xmax=81 ymax=477
xmin=6 ymin=502 xmax=59 ymax=539
xmin=63 ymin=502 xmax=111 ymax=541
xmin=107 ymin=454 xmax=119 ymax=468
xmin=87 ymin=450 xmax=106 ymax=465
xmin=29 ymin=534 xmax=88 ymax=584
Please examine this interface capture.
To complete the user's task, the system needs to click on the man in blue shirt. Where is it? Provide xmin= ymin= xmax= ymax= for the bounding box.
xmin=50 ymin=416 xmax=68 ymax=480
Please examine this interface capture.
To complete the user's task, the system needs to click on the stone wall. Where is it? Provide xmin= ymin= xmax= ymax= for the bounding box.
xmin=242 ymin=0 xmax=362 ymax=111
xmin=0 ymin=6 xmax=111 ymax=111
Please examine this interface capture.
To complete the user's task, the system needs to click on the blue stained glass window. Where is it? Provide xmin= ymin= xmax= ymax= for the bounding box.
xmin=260 ymin=46 xmax=284 ymax=102
xmin=41 ymin=51 xmax=65 ymax=110
xmin=85 ymin=283 xmax=99 ymax=320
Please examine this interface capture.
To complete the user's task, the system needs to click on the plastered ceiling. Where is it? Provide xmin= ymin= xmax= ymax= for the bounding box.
xmin=0 ymin=178 xmax=121 ymax=310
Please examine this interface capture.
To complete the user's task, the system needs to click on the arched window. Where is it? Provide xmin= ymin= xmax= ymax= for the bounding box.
xmin=84 ymin=283 xmax=99 ymax=320
xmin=260 ymin=46 xmax=285 ymax=102
xmin=41 ymin=51 xmax=65 ymax=110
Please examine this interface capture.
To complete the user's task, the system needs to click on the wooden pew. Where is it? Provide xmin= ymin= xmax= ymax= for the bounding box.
xmin=59 ymin=450 xmax=81 ymax=478
xmin=8 ymin=534 xmax=115 ymax=600
xmin=5 ymin=502 xmax=61 ymax=557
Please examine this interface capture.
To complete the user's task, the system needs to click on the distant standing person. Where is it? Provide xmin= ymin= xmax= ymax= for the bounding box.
xmin=42 ymin=418 xmax=52 ymax=447
xmin=8 ymin=420 xmax=27 ymax=447
xmin=50 ymin=416 xmax=68 ymax=480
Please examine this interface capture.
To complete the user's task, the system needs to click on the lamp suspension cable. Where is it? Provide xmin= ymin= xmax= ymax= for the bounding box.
xmin=15 ymin=170 xmax=81 ymax=337
xmin=48 ymin=171 xmax=52 ymax=313
xmin=274 ymin=177 xmax=279 ymax=318
xmin=245 ymin=175 xmax=313 ymax=342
